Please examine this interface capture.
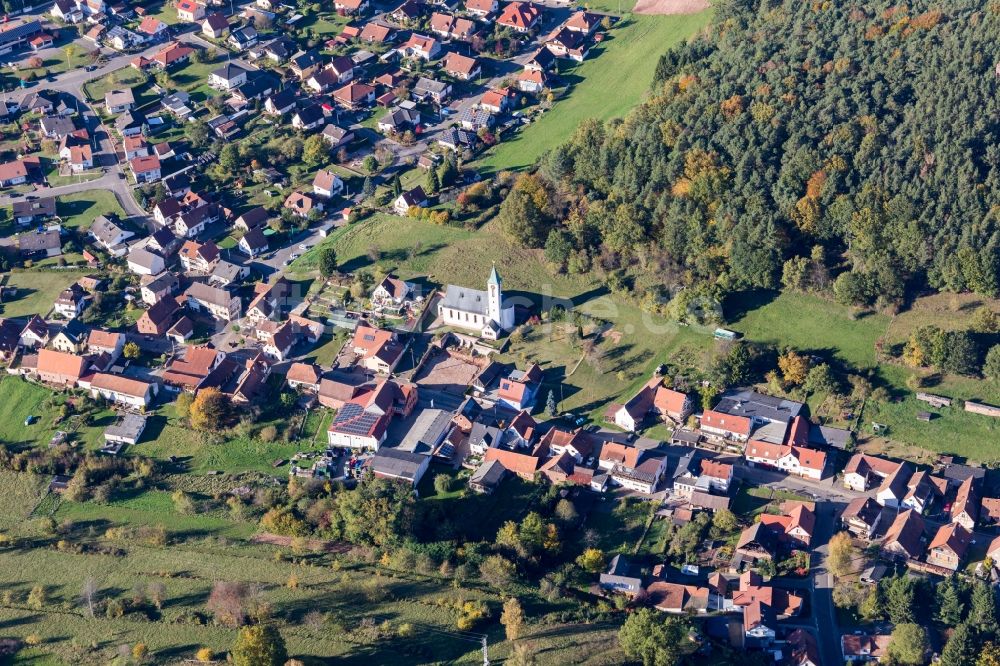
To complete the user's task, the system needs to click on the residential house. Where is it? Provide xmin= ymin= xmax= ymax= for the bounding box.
xmin=291 ymin=103 xmax=326 ymax=131
xmin=393 ymin=186 xmax=428 ymax=215
xmin=758 ymin=502 xmax=816 ymax=549
xmin=179 ymin=240 xmax=221 ymax=273
xmin=378 ymin=104 xmax=421 ymax=133
xmin=260 ymin=321 xmax=297 ymax=361
xmin=284 ymin=191 xmax=320 ymax=218
xmin=359 ymin=22 xmax=392 ymax=43
xmin=479 ymin=87 xmax=517 ymax=113
xmin=209 ymin=63 xmax=248 ymax=90
xmin=289 ymin=49 xmax=323 ymax=79
xmin=327 ymin=379 xmax=409 ymax=450
xmin=51 ymin=318 xmax=87 ymax=353
xmin=402 ymin=33 xmax=441 ymax=60
xmin=699 ymin=405 xmax=752 ymax=441
xmin=12 ymin=197 xmax=56 ymax=226
xmin=466 ymin=0 xmax=498 ymax=17
xmin=441 ymin=52 xmax=481 ymax=80
xmin=136 ymin=296 xmax=181 ymax=336
xmin=201 ymin=12 xmax=229 ymax=38
xmin=321 ymin=124 xmax=354 ymax=149
xmin=881 ymin=509 xmax=925 ymax=561
xmin=901 ymin=470 xmax=947 ymax=514
xmin=185 ymin=282 xmax=240 ymax=321
xmin=127 ymin=247 xmax=166 ymax=276
xmin=544 ymin=26 xmax=588 ymax=61
xmin=312 ymin=169 xmax=344 ymax=198
xmin=264 ymin=88 xmax=297 ymax=116
xmin=333 ymin=82 xmax=376 ymax=110
xmin=234 ymin=206 xmax=269 ymax=231
xmin=51 ymin=0 xmax=84 ymax=23
xmin=371 ymin=275 xmax=414 ymax=310
xmin=89 ymin=215 xmax=134 ymax=255
xmin=842 ymin=634 xmax=891 ymax=663
xmin=122 ymin=135 xmax=148 ymax=161
xmin=36 ymin=348 xmax=88 ymax=387
xmin=599 ymin=442 xmax=667 ymax=494
xmin=18 ymin=229 xmax=62 ymax=259
xmin=517 ymin=67 xmax=549 ymax=93
xmin=496 ymin=362 xmax=542 ymax=411
xmin=430 ymin=12 xmax=476 ymax=40
xmin=841 ymin=497 xmax=883 ymax=539
xmin=175 ymin=0 xmax=206 ymax=22
xmin=469 ymin=459 xmax=507 ymax=494
xmin=104 ymin=88 xmax=135 ymax=113
xmin=497 ymin=1 xmax=541 ymax=32
xmin=743 ymin=439 xmax=826 ymax=480
xmin=238 ymin=227 xmax=269 ymax=257
xmin=140 ymin=272 xmax=178 ymax=305
xmin=369 ymin=448 xmax=431 ymax=488
xmin=228 ymin=25 xmax=258 ymax=50
xmin=951 ymin=476 xmax=980 ymax=530
xmin=87 ymin=328 xmax=125 ymax=362
xmin=599 ymin=555 xmax=642 ymax=596
xmin=286 ymin=362 xmax=322 ymax=392
xmin=351 ymin=324 xmax=404 ymax=374
xmin=137 ymin=16 xmax=169 ymax=39
xmin=19 ymin=316 xmax=50 ymax=349
xmin=565 ymin=9 xmax=601 ymax=34
xmin=0 ymin=159 xmax=30 ymax=187
xmin=54 ymin=284 xmax=87 ymax=319
xmin=334 ymin=0 xmax=368 ymax=14
xmin=88 ymin=373 xmax=154 ymax=408
xmin=412 ymin=77 xmax=451 ymax=105
xmin=129 ymin=154 xmax=161 ymax=183
xmin=926 ymin=523 xmax=971 ymax=571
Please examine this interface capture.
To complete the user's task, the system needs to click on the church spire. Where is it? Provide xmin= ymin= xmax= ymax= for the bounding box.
xmin=488 ymin=262 xmax=501 ymax=286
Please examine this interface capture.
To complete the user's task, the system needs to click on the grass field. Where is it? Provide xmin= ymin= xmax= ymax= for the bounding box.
xmin=727 ymin=291 xmax=1000 ymax=461
xmin=57 ymin=190 xmax=127 ymax=228
xmin=477 ymin=10 xmax=713 ymax=173
xmin=0 ymin=270 xmax=91 ymax=319
xmin=82 ymin=67 xmax=149 ymax=103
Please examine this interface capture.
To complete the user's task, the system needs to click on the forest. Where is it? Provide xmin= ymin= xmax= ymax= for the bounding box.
xmin=498 ymin=0 xmax=1000 ymax=319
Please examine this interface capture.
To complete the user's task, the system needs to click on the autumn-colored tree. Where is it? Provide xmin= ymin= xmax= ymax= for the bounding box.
xmin=189 ymin=388 xmax=231 ymax=431
xmin=123 ymin=341 xmax=141 ymax=359
xmin=827 ymin=531 xmax=857 ymax=577
xmin=778 ymin=350 xmax=810 ymax=385
xmin=231 ymin=625 xmax=287 ymax=666
xmin=576 ymin=548 xmax=605 ymax=573
xmin=501 ymin=597 xmax=524 ymax=640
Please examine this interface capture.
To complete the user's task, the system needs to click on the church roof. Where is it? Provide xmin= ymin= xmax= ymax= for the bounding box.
xmin=441 ymin=285 xmax=489 ymax=315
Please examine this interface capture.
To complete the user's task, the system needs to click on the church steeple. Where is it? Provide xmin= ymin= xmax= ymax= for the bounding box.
xmin=487 ymin=263 xmax=502 ymax=325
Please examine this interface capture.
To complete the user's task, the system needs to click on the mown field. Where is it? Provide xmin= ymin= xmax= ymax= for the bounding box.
xmin=57 ymin=190 xmax=127 ymax=229
xmin=477 ymin=10 xmax=713 ymax=173
xmin=0 ymin=271 xmax=92 ymax=320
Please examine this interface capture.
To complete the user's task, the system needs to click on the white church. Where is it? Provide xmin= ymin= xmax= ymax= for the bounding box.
xmin=438 ymin=265 xmax=515 ymax=340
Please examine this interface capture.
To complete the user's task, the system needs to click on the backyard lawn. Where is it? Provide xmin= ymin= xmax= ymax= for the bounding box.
xmin=57 ymin=189 xmax=127 ymax=228
xmin=477 ymin=10 xmax=713 ymax=173
xmin=0 ymin=270 xmax=91 ymax=318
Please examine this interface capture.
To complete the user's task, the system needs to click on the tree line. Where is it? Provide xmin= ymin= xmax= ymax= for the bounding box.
xmin=496 ymin=0 xmax=1000 ymax=320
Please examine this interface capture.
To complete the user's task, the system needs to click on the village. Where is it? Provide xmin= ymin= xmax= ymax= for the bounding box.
xmin=0 ymin=0 xmax=998 ymax=664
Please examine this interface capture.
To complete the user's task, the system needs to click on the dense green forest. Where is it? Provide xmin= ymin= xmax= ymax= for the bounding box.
xmin=499 ymin=0 xmax=1000 ymax=319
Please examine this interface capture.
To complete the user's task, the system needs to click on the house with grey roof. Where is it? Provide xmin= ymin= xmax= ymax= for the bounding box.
xmin=369 ymin=447 xmax=431 ymax=488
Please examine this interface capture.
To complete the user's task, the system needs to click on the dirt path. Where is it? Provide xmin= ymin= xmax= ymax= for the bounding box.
xmin=633 ymin=0 xmax=710 ymax=15
xmin=251 ymin=533 xmax=352 ymax=553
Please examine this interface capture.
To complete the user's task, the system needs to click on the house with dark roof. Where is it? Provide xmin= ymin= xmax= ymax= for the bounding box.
xmin=369 ymin=448 xmax=431 ymax=488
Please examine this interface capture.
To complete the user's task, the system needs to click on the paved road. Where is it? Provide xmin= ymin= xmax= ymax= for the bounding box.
xmin=807 ymin=502 xmax=842 ymax=666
